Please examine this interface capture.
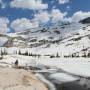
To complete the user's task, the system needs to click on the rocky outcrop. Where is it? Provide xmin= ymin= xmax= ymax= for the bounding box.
xmin=79 ymin=17 xmax=90 ymax=24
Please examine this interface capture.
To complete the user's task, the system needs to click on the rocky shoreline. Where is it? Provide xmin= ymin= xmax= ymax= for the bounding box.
xmin=0 ymin=67 xmax=48 ymax=90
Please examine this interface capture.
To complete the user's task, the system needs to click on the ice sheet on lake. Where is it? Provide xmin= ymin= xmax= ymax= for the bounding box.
xmin=49 ymin=73 xmax=79 ymax=83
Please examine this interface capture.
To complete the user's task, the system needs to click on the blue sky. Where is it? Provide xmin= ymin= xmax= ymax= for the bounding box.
xmin=0 ymin=0 xmax=90 ymax=21
xmin=0 ymin=0 xmax=90 ymax=33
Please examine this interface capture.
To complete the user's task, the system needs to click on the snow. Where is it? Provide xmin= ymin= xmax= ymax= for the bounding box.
xmin=0 ymin=51 xmax=90 ymax=79
xmin=2 ymin=54 xmax=90 ymax=78
xmin=49 ymin=73 xmax=79 ymax=83
xmin=0 ymin=37 xmax=8 ymax=46
xmin=36 ymin=58 xmax=90 ymax=77
xmin=7 ymin=33 xmax=18 ymax=37
xmin=1 ymin=55 xmax=36 ymax=67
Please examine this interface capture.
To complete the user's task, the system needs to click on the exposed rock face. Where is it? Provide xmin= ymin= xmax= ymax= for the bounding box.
xmin=0 ymin=67 xmax=48 ymax=90
xmin=79 ymin=17 xmax=90 ymax=24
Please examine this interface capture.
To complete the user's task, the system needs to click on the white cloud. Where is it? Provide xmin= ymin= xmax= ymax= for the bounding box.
xmin=51 ymin=9 xmax=67 ymax=22
xmin=34 ymin=11 xmax=50 ymax=23
xmin=58 ymin=0 xmax=70 ymax=4
xmin=0 ymin=17 xmax=10 ymax=34
xmin=66 ymin=6 xmax=70 ymax=9
xmin=10 ymin=0 xmax=48 ymax=10
xmin=11 ymin=18 xmax=39 ymax=32
xmin=34 ymin=9 xmax=67 ymax=24
xmin=70 ymin=11 xmax=90 ymax=22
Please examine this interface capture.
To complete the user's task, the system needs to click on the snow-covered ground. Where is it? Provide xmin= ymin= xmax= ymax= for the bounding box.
xmin=1 ymin=55 xmax=36 ymax=67
xmin=1 ymin=55 xmax=90 ymax=78
xmin=0 ymin=37 xmax=8 ymax=46
xmin=36 ymin=58 xmax=90 ymax=77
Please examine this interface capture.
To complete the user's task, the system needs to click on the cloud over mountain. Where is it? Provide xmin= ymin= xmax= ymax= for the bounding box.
xmin=0 ymin=17 xmax=10 ymax=34
xmin=70 ymin=11 xmax=90 ymax=22
xmin=34 ymin=9 xmax=67 ymax=24
xmin=11 ymin=18 xmax=39 ymax=32
xmin=51 ymin=9 xmax=67 ymax=22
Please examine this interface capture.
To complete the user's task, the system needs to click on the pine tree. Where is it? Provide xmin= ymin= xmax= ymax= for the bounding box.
xmin=3 ymin=49 xmax=7 ymax=55
xmin=82 ymin=51 xmax=87 ymax=57
xmin=38 ymin=54 xmax=41 ymax=58
xmin=0 ymin=50 xmax=3 ymax=59
xmin=25 ymin=51 xmax=28 ymax=56
xmin=56 ymin=52 xmax=60 ymax=58
xmin=34 ymin=54 xmax=37 ymax=57
xmin=87 ymin=51 xmax=90 ymax=57
xmin=71 ymin=54 xmax=74 ymax=58
xmin=18 ymin=50 xmax=21 ymax=55
xmin=29 ymin=53 xmax=31 ymax=56
xmin=1 ymin=50 xmax=3 ymax=56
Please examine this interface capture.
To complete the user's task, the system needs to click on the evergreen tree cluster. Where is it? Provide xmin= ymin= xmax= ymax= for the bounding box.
xmin=0 ymin=49 xmax=7 ymax=60
xmin=0 ymin=49 xmax=7 ymax=56
xmin=49 ymin=52 xmax=60 ymax=58
xmin=64 ymin=51 xmax=90 ymax=58
xmin=18 ymin=50 xmax=41 ymax=58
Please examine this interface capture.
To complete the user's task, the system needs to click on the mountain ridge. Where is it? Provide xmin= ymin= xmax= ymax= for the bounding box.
xmin=0 ymin=17 xmax=90 ymax=57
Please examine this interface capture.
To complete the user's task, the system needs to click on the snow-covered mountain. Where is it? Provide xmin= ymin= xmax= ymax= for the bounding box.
xmin=1 ymin=22 xmax=82 ymax=47
xmin=1 ymin=17 xmax=90 ymax=57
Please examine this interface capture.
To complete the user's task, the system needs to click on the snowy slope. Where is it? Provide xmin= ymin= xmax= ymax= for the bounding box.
xmin=0 ymin=34 xmax=9 ymax=46
xmin=0 ymin=17 xmax=90 ymax=56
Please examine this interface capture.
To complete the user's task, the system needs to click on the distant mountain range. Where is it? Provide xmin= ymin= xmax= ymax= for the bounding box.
xmin=0 ymin=17 xmax=90 ymax=57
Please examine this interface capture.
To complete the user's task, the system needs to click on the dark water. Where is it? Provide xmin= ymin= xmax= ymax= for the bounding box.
xmin=40 ymin=72 xmax=89 ymax=90
xmin=55 ymin=82 xmax=88 ymax=90
xmin=30 ymin=65 xmax=90 ymax=90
